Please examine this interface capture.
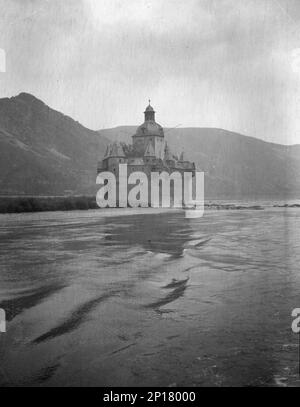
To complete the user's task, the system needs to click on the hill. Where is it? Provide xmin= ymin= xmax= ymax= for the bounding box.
xmin=0 ymin=92 xmax=299 ymax=199
xmin=0 ymin=93 xmax=108 ymax=195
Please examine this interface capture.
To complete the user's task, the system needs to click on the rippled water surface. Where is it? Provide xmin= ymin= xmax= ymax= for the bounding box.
xmin=0 ymin=207 xmax=299 ymax=386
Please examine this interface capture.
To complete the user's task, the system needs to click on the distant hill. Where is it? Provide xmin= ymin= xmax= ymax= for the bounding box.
xmin=0 ymin=92 xmax=299 ymax=199
xmin=0 ymin=93 xmax=108 ymax=195
xmin=98 ymin=126 xmax=300 ymax=199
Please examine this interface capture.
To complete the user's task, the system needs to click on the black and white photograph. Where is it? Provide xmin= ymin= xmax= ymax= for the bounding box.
xmin=0 ymin=0 xmax=300 ymax=391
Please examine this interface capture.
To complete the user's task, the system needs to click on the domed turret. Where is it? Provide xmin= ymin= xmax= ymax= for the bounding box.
xmin=144 ymin=100 xmax=155 ymax=121
xmin=135 ymin=100 xmax=164 ymax=138
xmin=135 ymin=121 xmax=164 ymax=137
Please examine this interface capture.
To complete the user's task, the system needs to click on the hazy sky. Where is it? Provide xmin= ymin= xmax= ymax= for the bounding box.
xmin=1 ymin=0 xmax=300 ymax=144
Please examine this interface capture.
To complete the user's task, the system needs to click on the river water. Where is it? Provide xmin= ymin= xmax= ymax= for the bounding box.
xmin=0 ymin=207 xmax=299 ymax=387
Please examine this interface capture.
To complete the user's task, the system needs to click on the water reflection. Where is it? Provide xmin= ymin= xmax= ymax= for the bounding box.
xmin=144 ymin=277 xmax=189 ymax=312
xmin=0 ymin=208 xmax=299 ymax=387
xmin=103 ymin=211 xmax=193 ymax=257
xmin=0 ymin=283 xmax=65 ymax=322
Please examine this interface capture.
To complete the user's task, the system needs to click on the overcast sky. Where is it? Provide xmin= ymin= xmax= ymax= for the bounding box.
xmin=1 ymin=0 xmax=300 ymax=144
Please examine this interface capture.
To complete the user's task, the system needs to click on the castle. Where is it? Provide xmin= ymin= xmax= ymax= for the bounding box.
xmin=98 ymin=101 xmax=195 ymax=177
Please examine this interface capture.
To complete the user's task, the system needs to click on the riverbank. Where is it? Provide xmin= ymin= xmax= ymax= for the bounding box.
xmin=0 ymin=196 xmax=299 ymax=214
xmin=0 ymin=196 xmax=98 ymax=213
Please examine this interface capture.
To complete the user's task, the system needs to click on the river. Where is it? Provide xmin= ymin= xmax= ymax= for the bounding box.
xmin=0 ymin=206 xmax=299 ymax=386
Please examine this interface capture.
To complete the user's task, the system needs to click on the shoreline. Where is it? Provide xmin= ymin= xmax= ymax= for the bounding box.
xmin=0 ymin=195 xmax=299 ymax=214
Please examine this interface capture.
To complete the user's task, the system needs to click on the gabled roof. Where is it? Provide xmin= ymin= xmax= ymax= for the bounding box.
xmin=106 ymin=142 xmax=125 ymax=158
xmin=144 ymin=141 xmax=155 ymax=157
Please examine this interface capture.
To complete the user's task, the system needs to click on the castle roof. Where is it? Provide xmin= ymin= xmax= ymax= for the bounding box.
xmin=144 ymin=141 xmax=155 ymax=157
xmin=144 ymin=103 xmax=155 ymax=113
xmin=106 ymin=142 xmax=125 ymax=158
xmin=135 ymin=121 xmax=164 ymax=137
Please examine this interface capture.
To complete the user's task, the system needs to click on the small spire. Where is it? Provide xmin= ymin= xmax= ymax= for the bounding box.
xmin=148 ymin=98 xmax=151 ymax=105
xmin=164 ymin=143 xmax=172 ymax=161
xmin=104 ymin=144 xmax=110 ymax=158
xmin=179 ymin=149 xmax=185 ymax=161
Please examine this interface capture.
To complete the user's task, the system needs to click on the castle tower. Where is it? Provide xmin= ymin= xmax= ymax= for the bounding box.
xmin=164 ymin=143 xmax=174 ymax=167
xmin=132 ymin=101 xmax=165 ymax=160
xmin=101 ymin=142 xmax=125 ymax=173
